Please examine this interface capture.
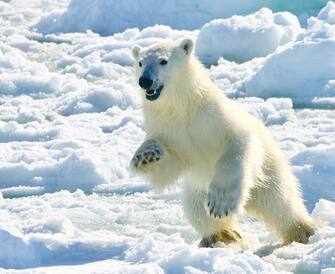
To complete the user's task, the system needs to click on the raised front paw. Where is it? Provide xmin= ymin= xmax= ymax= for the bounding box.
xmin=130 ymin=139 xmax=165 ymax=170
xmin=206 ymin=184 xmax=239 ymax=218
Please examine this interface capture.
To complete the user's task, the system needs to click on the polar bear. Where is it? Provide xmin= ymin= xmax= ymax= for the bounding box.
xmin=130 ymin=39 xmax=314 ymax=247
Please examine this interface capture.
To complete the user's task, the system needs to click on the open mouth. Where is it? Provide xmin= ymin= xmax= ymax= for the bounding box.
xmin=145 ymin=85 xmax=164 ymax=101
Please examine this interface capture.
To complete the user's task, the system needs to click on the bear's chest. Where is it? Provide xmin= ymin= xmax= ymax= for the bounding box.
xmin=160 ymin=118 xmax=224 ymax=167
xmin=144 ymin=102 xmax=226 ymax=170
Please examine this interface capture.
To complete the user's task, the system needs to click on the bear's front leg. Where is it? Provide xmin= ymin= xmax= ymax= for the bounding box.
xmin=130 ymin=139 xmax=165 ymax=171
xmin=207 ymin=184 xmax=240 ymax=218
xmin=130 ymin=138 xmax=182 ymax=190
xmin=206 ymin=138 xmax=252 ymax=218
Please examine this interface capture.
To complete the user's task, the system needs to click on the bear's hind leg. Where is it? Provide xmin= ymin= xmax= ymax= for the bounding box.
xmin=281 ymin=221 xmax=315 ymax=244
xmin=246 ymin=182 xmax=315 ymax=245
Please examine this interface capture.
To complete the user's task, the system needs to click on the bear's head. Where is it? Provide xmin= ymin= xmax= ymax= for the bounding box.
xmin=132 ymin=39 xmax=194 ymax=102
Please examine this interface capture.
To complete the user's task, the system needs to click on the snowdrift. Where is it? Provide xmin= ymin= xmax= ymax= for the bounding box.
xmin=195 ymin=8 xmax=301 ymax=63
xmin=245 ymin=39 xmax=335 ymax=100
xmin=245 ymin=2 xmax=335 ymax=102
xmin=35 ymin=0 xmax=328 ymax=35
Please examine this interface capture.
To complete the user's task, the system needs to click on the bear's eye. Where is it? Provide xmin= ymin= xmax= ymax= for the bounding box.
xmin=139 ymin=61 xmax=142 ymax=67
xmin=160 ymin=59 xmax=168 ymax=65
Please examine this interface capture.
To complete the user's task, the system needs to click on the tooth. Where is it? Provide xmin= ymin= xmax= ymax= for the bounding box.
xmin=146 ymin=89 xmax=157 ymax=97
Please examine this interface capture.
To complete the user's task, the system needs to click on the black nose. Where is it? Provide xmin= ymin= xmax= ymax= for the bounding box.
xmin=139 ymin=77 xmax=153 ymax=89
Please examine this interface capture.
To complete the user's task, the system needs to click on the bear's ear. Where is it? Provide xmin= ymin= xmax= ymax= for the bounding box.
xmin=131 ymin=45 xmax=142 ymax=59
xmin=178 ymin=39 xmax=194 ymax=55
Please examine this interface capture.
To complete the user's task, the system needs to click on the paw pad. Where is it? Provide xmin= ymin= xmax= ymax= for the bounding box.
xmin=131 ymin=139 xmax=164 ymax=169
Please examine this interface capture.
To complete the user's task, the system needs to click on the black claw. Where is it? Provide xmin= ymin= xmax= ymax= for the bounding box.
xmin=225 ymin=209 xmax=228 ymax=216
xmin=142 ymin=160 xmax=147 ymax=165
xmin=149 ymin=158 xmax=154 ymax=162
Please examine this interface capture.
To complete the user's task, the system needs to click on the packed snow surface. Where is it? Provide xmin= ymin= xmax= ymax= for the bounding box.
xmin=0 ymin=0 xmax=334 ymax=273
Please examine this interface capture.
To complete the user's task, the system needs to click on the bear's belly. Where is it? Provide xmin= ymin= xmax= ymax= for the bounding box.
xmin=183 ymin=164 xmax=215 ymax=190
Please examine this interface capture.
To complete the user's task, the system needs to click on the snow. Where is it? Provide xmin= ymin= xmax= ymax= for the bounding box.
xmin=196 ymin=8 xmax=301 ymax=63
xmin=0 ymin=40 xmax=86 ymax=98
xmin=34 ymin=0 xmax=328 ymax=35
xmin=0 ymin=0 xmax=334 ymax=273
xmin=244 ymin=2 xmax=335 ymax=103
xmin=0 ymin=191 xmax=334 ymax=273
xmin=317 ymin=1 xmax=335 ymax=23
xmin=292 ymin=145 xmax=335 ymax=211
xmin=245 ymin=39 xmax=335 ymax=101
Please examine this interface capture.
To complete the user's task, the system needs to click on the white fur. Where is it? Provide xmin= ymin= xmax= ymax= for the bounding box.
xmin=130 ymin=39 xmax=314 ymax=245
